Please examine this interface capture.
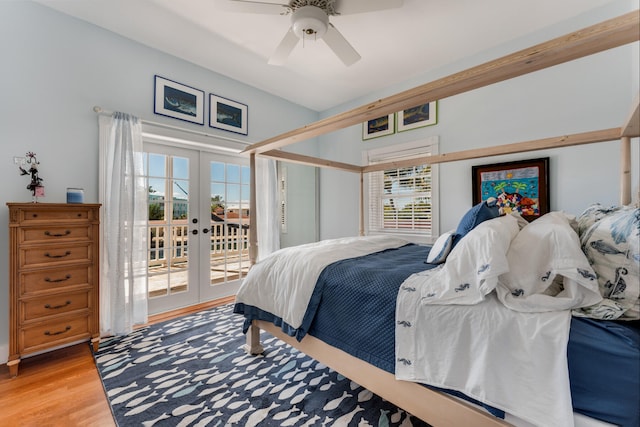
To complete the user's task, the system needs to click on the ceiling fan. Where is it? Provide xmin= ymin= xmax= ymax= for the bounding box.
xmin=217 ymin=0 xmax=404 ymax=66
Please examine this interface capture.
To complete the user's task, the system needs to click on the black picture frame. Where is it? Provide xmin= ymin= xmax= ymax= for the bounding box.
xmin=154 ymin=75 xmax=205 ymax=125
xmin=209 ymin=93 xmax=248 ymax=135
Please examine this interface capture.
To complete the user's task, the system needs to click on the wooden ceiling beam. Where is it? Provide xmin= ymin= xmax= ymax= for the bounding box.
xmin=243 ymin=10 xmax=639 ymax=155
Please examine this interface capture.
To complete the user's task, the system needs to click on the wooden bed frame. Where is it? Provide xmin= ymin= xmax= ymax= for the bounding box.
xmin=241 ymin=10 xmax=640 ymax=427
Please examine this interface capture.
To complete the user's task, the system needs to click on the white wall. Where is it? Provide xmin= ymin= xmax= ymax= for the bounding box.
xmin=0 ymin=1 xmax=318 ymax=364
xmin=279 ymin=164 xmax=319 ymax=248
xmin=317 ymin=2 xmax=639 ymax=239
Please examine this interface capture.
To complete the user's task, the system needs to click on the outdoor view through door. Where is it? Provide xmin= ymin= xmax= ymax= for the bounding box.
xmin=143 ymin=145 xmax=250 ymax=314
xmin=208 ymin=160 xmax=251 ymax=286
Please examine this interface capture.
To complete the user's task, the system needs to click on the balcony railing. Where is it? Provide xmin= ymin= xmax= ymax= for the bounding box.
xmin=148 ymin=219 xmax=250 ymax=271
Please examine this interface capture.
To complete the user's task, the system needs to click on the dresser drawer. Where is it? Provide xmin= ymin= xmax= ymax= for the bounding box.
xmin=21 ymin=225 xmax=91 ymax=244
xmin=20 ymin=243 xmax=92 ymax=269
xmin=16 ymin=207 xmax=93 ymax=224
xmin=21 ymin=290 xmax=91 ymax=322
xmin=21 ymin=265 xmax=90 ymax=294
xmin=21 ymin=315 xmax=90 ymax=354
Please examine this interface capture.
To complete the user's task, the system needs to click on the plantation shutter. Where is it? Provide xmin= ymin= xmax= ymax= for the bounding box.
xmin=367 ymin=139 xmax=437 ymax=239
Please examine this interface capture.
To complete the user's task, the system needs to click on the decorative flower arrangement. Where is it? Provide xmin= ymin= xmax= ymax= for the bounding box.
xmin=18 ymin=151 xmax=44 ymax=201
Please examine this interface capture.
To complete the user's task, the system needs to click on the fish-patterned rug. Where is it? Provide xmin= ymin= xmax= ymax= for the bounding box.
xmin=95 ymin=303 xmax=430 ymax=426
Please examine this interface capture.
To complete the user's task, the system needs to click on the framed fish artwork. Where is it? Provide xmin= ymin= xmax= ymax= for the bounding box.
xmin=209 ymin=93 xmax=248 ymax=135
xmin=154 ymin=75 xmax=205 ymax=125
xmin=472 ymin=157 xmax=550 ymax=222
xmin=397 ymin=101 xmax=438 ymax=132
xmin=363 ymin=113 xmax=395 ymax=140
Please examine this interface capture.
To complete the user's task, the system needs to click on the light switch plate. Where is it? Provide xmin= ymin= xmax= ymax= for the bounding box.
xmin=13 ymin=156 xmax=26 ymax=165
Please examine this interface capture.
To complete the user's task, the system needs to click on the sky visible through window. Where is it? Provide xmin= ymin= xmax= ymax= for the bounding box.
xmin=144 ymin=154 xmax=249 ymax=204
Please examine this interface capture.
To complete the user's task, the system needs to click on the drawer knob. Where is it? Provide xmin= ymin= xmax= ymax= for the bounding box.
xmin=44 ymin=230 xmax=71 ymax=237
xmin=44 ymin=251 xmax=71 ymax=258
xmin=44 ymin=274 xmax=72 ymax=283
xmin=44 ymin=326 xmax=71 ymax=336
xmin=44 ymin=301 xmax=71 ymax=310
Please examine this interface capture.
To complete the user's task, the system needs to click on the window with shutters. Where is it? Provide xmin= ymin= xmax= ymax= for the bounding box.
xmin=365 ymin=137 xmax=439 ymax=242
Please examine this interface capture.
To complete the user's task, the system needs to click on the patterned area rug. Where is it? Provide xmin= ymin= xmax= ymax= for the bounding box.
xmin=95 ymin=304 xmax=430 ymax=426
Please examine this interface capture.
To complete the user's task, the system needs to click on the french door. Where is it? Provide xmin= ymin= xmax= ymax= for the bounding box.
xmin=143 ymin=143 xmax=251 ymax=314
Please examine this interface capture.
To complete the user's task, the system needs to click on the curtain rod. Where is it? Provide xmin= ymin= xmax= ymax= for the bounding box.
xmin=92 ymin=106 xmax=251 ymax=147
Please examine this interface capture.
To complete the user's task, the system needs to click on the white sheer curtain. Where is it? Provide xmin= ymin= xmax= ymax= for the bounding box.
xmin=255 ymin=157 xmax=280 ymax=260
xmin=98 ymin=112 xmax=148 ymax=335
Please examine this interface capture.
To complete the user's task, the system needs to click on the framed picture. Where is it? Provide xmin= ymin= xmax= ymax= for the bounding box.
xmin=472 ymin=157 xmax=550 ymax=221
xmin=209 ymin=94 xmax=248 ymax=135
xmin=397 ymin=101 xmax=437 ymax=132
xmin=363 ymin=114 xmax=395 ymax=140
xmin=154 ymin=75 xmax=204 ymax=125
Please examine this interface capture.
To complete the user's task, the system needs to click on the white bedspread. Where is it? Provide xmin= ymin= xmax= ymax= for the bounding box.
xmin=235 ymin=235 xmax=409 ymax=329
xmin=395 ymin=213 xmax=602 ymax=427
xmin=395 ymin=292 xmax=574 ymax=427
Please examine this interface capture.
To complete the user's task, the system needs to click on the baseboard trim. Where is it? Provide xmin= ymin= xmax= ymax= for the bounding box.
xmin=140 ymin=296 xmax=236 ymax=328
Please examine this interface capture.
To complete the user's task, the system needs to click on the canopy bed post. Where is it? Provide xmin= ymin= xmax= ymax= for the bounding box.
xmin=249 ymin=152 xmax=258 ymax=266
xmin=620 ymin=136 xmax=631 ymax=205
xmin=359 ymin=171 xmax=365 ymax=236
xmin=244 ymin=152 xmax=264 ymax=355
xmin=621 ymin=94 xmax=639 ymax=205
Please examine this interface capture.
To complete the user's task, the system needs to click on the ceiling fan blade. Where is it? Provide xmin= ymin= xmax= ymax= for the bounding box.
xmin=323 ymin=23 xmax=361 ymax=66
xmin=215 ymin=0 xmax=289 ymax=14
xmin=268 ymin=27 xmax=299 ymax=65
xmin=333 ymin=0 xmax=403 ymax=15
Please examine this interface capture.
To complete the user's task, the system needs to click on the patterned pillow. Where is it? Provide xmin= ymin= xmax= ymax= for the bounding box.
xmin=453 ymin=199 xmax=501 ymax=247
xmin=576 ymin=203 xmax=620 ymax=237
xmin=574 ymin=204 xmax=640 ymax=320
xmin=426 ymin=230 xmax=456 ymax=264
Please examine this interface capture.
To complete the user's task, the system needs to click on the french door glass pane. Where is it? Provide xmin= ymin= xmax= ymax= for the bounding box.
xmin=146 ymin=153 xmax=190 ymax=298
xmin=208 ymin=162 xmax=250 ymax=286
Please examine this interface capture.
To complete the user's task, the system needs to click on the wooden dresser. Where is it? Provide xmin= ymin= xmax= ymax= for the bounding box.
xmin=7 ymin=203 xmax=101 ymax=376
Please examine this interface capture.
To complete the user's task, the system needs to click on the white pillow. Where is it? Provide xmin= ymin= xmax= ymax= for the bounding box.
xmin=426 ymin=230 xmax=456 ymax=264
xmin=401 ymin=215 xmax=520 ymax=306
xmin=497 ymin=212 xmax=602 ymax=312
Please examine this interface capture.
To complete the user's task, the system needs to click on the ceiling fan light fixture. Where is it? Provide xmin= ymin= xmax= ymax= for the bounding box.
xmin=291 ymin=6 xmax=329 ymax=39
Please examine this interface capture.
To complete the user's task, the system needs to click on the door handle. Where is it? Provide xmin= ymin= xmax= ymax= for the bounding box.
xmin=191 ymin=229 xmax=198 ymax=235
xmin=202 ymin=228 xmax=209 ymax=234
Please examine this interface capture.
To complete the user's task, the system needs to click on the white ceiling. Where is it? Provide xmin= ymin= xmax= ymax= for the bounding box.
xmin=36 ymin=0 xmax=618 ymax=111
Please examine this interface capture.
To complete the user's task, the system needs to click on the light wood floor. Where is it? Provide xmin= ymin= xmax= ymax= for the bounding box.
xmin=0 ymin=297 xmax=233 ymax=427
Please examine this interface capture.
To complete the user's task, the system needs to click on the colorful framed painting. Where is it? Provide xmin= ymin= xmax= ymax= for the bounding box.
xmin=154 ymin=75 xmax=204 ymax=125
xmin=363 ymin=114 xmax=395 ymax=140
xmin=472 ymin=157 xmax=549 ymax=221
xmin=209 ymin=94 xmax=248 ymax=135
xmin=397 ymin=101 xmax=437 ymax=132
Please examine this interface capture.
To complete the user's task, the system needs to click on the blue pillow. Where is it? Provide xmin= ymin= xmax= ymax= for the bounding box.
xmin=453 ymin=200 xmax=501 ymax=246
xmin=426 ymin=230 xmax=456 ymax=264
